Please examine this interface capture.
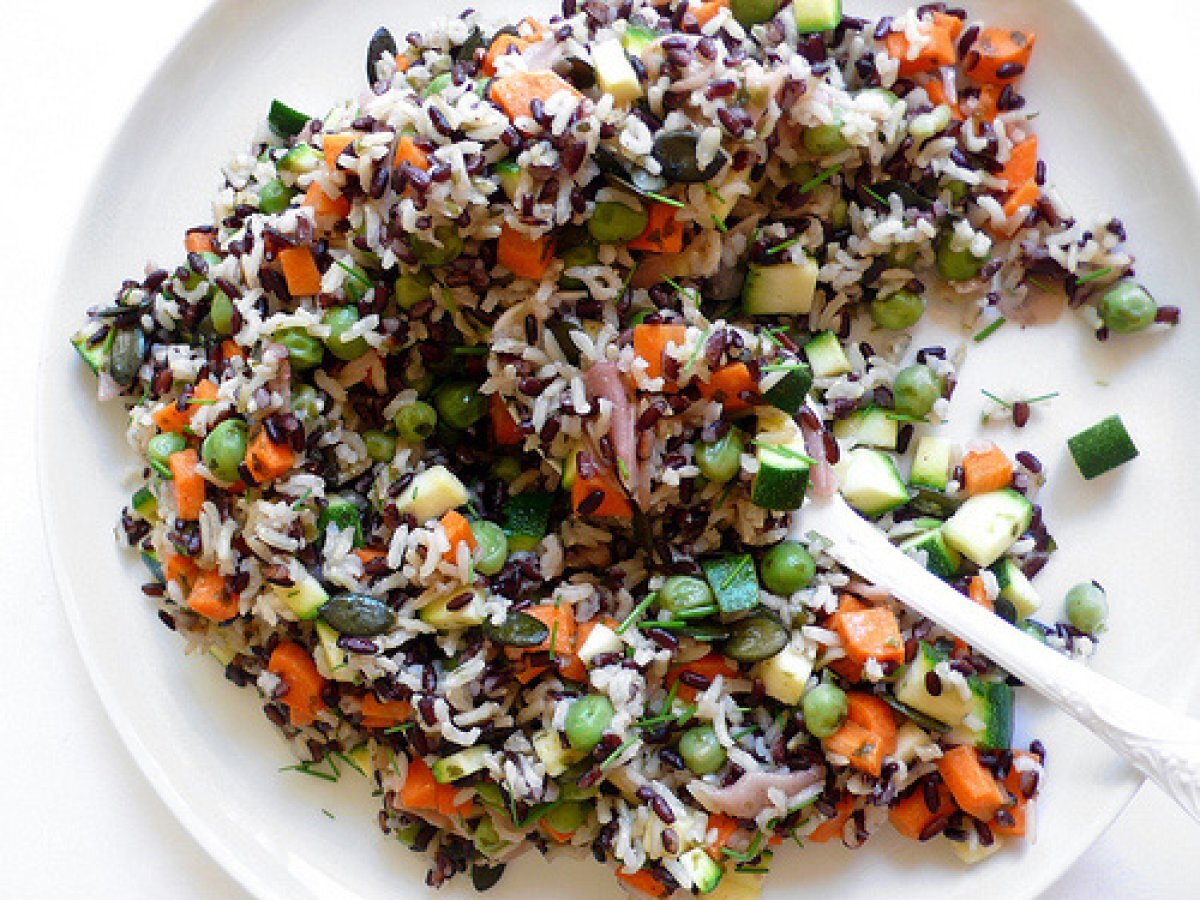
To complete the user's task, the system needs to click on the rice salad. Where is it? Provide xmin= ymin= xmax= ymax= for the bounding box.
xmin=71 ymin=0 xmax=1178 ymax=895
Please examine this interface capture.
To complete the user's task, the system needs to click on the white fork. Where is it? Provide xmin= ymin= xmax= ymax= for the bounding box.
xmin=797 ymin=490 xmax=1200 ymax=822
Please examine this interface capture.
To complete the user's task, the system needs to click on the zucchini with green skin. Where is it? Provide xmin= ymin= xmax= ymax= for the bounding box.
xmin=267 ymin=100 xmax=310 ymax=138
xmin=991 ymin=557 xmax=1042 ymax=620
xmin=1067 ymin=414 xmax=1138 ymax=479
xmin=948 ymin=680 xmax=1014 ymax=750
xmin=751 ymin=444 xmax=811 ymax=511
xmin=898 ymin=528 xmax=961 ymax=580
xmin=503 ymin=491 xmax=556 ymax=551
xmin=742 ymin=258 xmax=820 ymax=316
xmin=680 ymin=847 xmax=724 ymax=894
xmin=942 ymin=489 xmax=1033 ymax=567
xmin=834 ymin=448 xmax=910 ymax=517
xmin=908 ymin=435 xmax=953 ymax=490
xmin=494 ymin=160 xmax=521 ymax=200
xmin=419 ymin=586 xmax=487 ymax=629
xmin=702 ymin=554 xmax=760 ymax=614
xmin=432 ymin=746 xmax=490 ymax=783
xmin=833 ymin=407 xmax=899 ymax=450
xmin=894 ymin=641 xmax=973 ymax=727
xmin=761 ymin=361 xmax=812 ymax=415
xmin=803 ymin=329 xmax=851 ymax=377
xmin=71 ymin=327 xmax=114 ymax=374
xmin=130 ymin=486 xmax=157 ymax=520
xmin=793 ymin=0 xmax=842 ymax=33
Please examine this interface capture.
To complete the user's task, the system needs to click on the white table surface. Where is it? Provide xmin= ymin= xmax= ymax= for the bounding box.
xmin=2 ymin=1 xmax=1198 ymax=897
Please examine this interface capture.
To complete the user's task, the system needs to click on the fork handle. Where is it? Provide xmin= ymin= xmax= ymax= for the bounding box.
xmin=806 ymin=495 xmax=1200 ymax=821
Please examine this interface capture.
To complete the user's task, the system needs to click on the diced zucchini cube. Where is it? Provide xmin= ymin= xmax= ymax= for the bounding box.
xmin=834 ymin=448 xmax=909 ymax=517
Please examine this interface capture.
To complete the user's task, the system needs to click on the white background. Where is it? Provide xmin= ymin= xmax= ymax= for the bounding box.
xmin=2 ymin=1 xmax=1198 ymax=897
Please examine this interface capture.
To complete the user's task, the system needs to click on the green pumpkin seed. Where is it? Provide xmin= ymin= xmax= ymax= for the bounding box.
xmin=321 ymin=592 xmax=396 ymax=637
xmin=721 ymin=613 xmax=788 ymax=662
xmin=483 ymin=611 xmax=549 ymax=648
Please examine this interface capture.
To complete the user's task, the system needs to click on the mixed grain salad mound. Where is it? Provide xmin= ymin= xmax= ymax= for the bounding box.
xmin=73 ymin=0 xmax=1175 ymax=894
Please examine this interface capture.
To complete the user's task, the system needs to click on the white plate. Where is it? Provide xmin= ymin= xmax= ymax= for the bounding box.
xmin=39 ymin=1 xmax=1200 ymax=897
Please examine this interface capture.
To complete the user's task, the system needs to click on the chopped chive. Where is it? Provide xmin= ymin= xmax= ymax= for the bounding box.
xmin=1023 ymin=391 xmax=1060 ymax=405
xmin=621 ymin=262 xmax=639 ymax=292
xmin=335 ymin=259 xmax=373 ymax=287
xmin=862 ymin=185 xmax=887 ymax=205
xmin=326 ymin=753 xmax=341 ymax=779
xmin=684 ymin=325 xmax=714 ymax=374
xmin=385 ymin=722 xmax=415 ymax=734
xmin=761 ymin=362 xmax=808 ymax=372
xmin=186 ymin=397 xmax=217 ymax=405
xmin=703 ymin=183 xmax=722 ymax=199
xmin=799 ymin=163 xmax=842 ymax=194
xmin=981 ymin=389 xmax=1011 ymax=409
xmin=713 ymin=479 xmax=739 ymax=511
xmin=736 ymin=866 xmax=770 ymax=874
xmin=675 ymin=704 xmax=697 ymax=727
xmin=279 ymin=762 xmax=338 ymax=783
xmin=659 ymin=680 xmax=679 ymax=717
xmin=731 ymin=726 xmax=757 ymax=741
xmin=1075 ymin=265 xmax=1114 ymax=285
xmin=662 ymin=276 xmax=687 ymax=294
xmin=387 ymin=748 xmax=403 ymax=780
xmin=886 ymin=412 xmax=928 ymax=423
xmin=548 ymin=597 xmax=562 ymax=660
xmin=617 ymin=458 xmax=632 ymax=482
xmin=973 ymin=316 xmax=1007 ymax=342
xmin=322 ymin=808 xmax=336 ymax=819
xmin=766 ymin=237 xmax=800 ymax=256
xmin=722 ymin=831 xmax=766 ymax=862
xmin=616 ymin=593 xmax=656 ymax=635
xmin=452 ymin=345 xmax=489 ymax=356
xmin=291 ymin=488 xmax=314 ymax=510
xmin=637 ymin=619 xmax=690 ymax=631
xmin=676 ymin=604 xmax=719 ymax=620
xmin=1026 ymin=275 xmax=1052 ymax=292
xmin=712 ymin=214 xmax=729 ymax=234
xmin=600 ymin=736 xmax=641 ymax=770
xmin=641 ymin=189 xmax=685 ymax=209
xmin=720 ymin=554 xmax=752 ymax=591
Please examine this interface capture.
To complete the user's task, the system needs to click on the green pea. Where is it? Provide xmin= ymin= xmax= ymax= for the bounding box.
xmin=323 ymin=306 xmax=370 ymax=361
xmin=760 ymin=541 xmax=816 ymax=595
xmin=394 ymin=400 xmax=438 ymax=443
xmin=869 ymin=289 xmax=925 ymax=331
xmin=893 ymin=364 xmax=941 ymax=419
xmin=1098 ymin=281 xmax=1157 ymax=334
xmin=472 ymin=520 xmax=509 ymax=576
xmin=362 ymin=429 xmax=397 ymax=463
xmin=695 ymin=428 xmax=744 ymax=485
xmin=275 ymin=328 xmax=324 ymax=371
xmin=658 ymin=576 xmax=715 ymax=615
xmin=587 ymin=201 xmax=649 ymax=244
xmin=490 ymin=456 xmax=522 ymax=483
xmin=201 ymin=419 xmax=248 ymax=482
xmin=679 ymin=725 xmax=727 ymax=776
xmin=564 ymin=694 xmax=614 ymax=752
xmin=210 ymin=290 xmax=235 ymax=336
xmin=802 ymin=683 xmax=848 ymax=738
xmin=559 ymin=243 xmax=600 ymax=289
xmin=803 ymin=113 xmax=849 ymax=156
xmin=411 ymin=225 xmax=464 ymax=266
xmin=258 ymin=178 xmax=295 ymax=215
xmin=291 ymin=384 xmax=322 ymax=422
xmin=935 ymin=232 xmax=987 ymax=282
xmin=1065 ymin=582 xmax=1108 ymax=633
xmin=434 ymin=381 xmax=488 ymax=430
xmin=542 ymin=801 xmax=589 ymax=834
xmin=395 ymin=270 xmax=434 ymax=309
xmin=147 ymin=432 xmax=187 ymax=478
xmin=730 ymin=0 xmax=779 ymax=26
xmin=722 ymin=613 xmax=788 ymax=662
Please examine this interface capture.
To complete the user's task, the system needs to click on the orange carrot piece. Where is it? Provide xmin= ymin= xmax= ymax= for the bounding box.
xmin=185 ymin=569 xmax=239 ymax=622
xmin=691 ymin=0 xmax=728 ymax=27
xmin=924 ymin=78 xmax=963 ymax=120
xmin=972 ymin=84 xmax=1001 ymax=123
xmin=632 ymin=324 xmax=688 ymax=382
xmin=937 ymin=745 xmax=1006 ymax=821
xmin=824 ymin=719 xmax=887 ymax=776
xmin=184 ymin=231 xmax=216 ymax=254
xmin=394 ymin=52 xmax=412 ymax=73
xmin=1002 ymin=181 xmax=1041 ymax=222
xmin=967 ymin=574 xmax=995 ymax=613
xmin=360 ymin=694 xmax=413 ymax=729
xmin=482 ymin=34 xmax=530 ymax=77
xmin=990 ymin=751 xmax=1036 ymax=836
xmin=557 ymin=620 xmax=599 ymax=683
xmin=278 ymin=246 xmax=323 ymax=297
xmin=520 ymin=603 xmax=576 ymax=657
xmin=627 ymin=203 xmax=685 ymax=254
xmin=497 ymin=223 xmax=555 ymax=279
xmin=302 ymin=182 xmax=352 ymax=219
xmin=512 ymin=663 xmax=549 ymax=685
xmin=699 ymin=362 xmax=757 ymax=413
xmin=322 ymin=132 xmax=356 ymax=169
xmin=169 ymin=449 xmax=205 ymax=520
xmin=152 ymin=379 xmax=218 ymax=432
xmin=884 ymin=13 xmax=960 ymax=77
xmin=705 ymin=813 xmax=740 ymax=857
xmin=845 ymin=692 xmax=898 ymax=758
xmin=399 ymin=757 xmax=439 ymax=810
xmin=1000 ymin=137 xmax=1039 ymax=191
xmin=490 ymin=394 xmax=523 ymax=445
xmin=961 ymin=444 xmax=1013 ymax=495
xmin=439 ymin=509 xmax=478 ymax=562
xmin=436 ymin=782 xmax=475 ymax=818
xmin=393 ymin=134 xmax=431 ymax=171
xmin=965 ymin=27 xmax=1037 ymax=85
xmin=571 ymin=467 xmax=634 ymax=519
xmin=808 ymin=796 xmax=855 ymax=843
xmin=667 ymin=654 xmax=739 ymax=701
xmin=489 ymin=70 xmax=583 ymax=122
xmin=615 ymin=869 xmax=667 ymax=897
xmin=890 ymin=782 xmax=957 ymax=839
xmin=267 ymin=641 xmax=327 ymax=727
xmin=165 ymin=554 xmax=200 ymax=588
xmin=220 ymin=339 xmax=244 ymax=361
xmin=834 ymin=608 xmax=906 ymax=666
xmin=245 ymin=427 xmax=296 ymax=484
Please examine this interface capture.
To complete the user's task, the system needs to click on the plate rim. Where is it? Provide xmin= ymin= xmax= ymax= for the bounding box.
xmin=37 ymin=1 xmax=1200 ymax=897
